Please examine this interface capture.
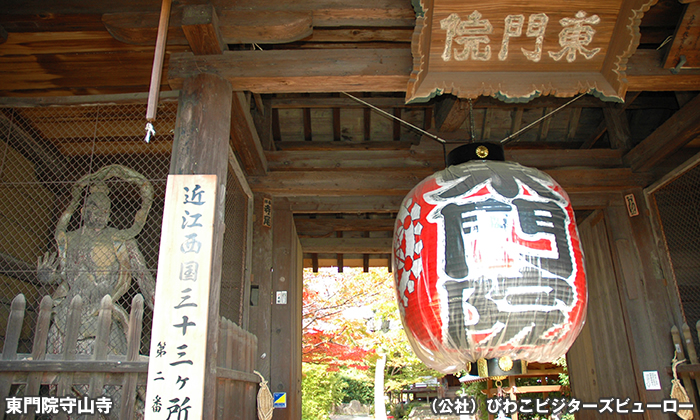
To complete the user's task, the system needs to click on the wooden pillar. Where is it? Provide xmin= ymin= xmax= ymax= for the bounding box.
xmin=169 ymin=72 xmax=232 ymax=420
xmin=250 ymin=193 xmax=274 ymax=380
xmin=271 ymin=198 xmax=303 ymax=420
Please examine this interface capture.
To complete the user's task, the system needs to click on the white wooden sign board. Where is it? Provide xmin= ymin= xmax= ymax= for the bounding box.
xmin=145 ymin=174 xmax=218 ymax=419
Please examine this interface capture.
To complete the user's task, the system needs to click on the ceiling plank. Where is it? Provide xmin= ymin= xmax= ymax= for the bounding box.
xmin=623 ymin=93 xmax=700 ymax=172
xmin=0 ymin=51 xmax=178 ymax=95
xmin=181 ymin=4 xmax=227 ymax=55
xmin=0 ymin=31 xmax=167 ymax=55
xmin=167 ymin=49 xmax=411 ymax=93
xmin=304 ymin=28 xmax=413 ymax=43
xmin=299 ymin=237 xmax=392 ymax=254
xmin=248 ymin=168 xmax=653 ymax=196
xmin=230 ymin=91 xmax=268 ymax=176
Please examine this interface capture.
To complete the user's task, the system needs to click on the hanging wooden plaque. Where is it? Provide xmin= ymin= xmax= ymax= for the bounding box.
xmin=406 ymin=0 xmax=657 ymax=103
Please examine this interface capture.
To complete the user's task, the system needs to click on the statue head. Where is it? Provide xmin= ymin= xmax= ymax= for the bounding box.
xmin=83 ymin=182 xmax=111 ymax=229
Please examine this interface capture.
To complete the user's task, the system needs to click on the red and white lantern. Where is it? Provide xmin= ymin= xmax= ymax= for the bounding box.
xmin=393 ymin=143 xmax=587 ymax=373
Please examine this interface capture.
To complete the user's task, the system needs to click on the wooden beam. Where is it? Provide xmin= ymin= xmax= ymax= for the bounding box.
xmin=300 ymin=237 xmax=392 ymax=254
xmin=103 ymin=9 xmax=313 ymax=45
xmin=603 ymin=106 xmax=633 ymax=150
xmin=288 ymin=196 xmax=405 ymax=214
xmin=273 ymin=140 xmax=414 ymax=151
xmin=230 ymin=91 xmax=268 ymax=176
xmin=266 ymin=147 xmax=626 ymax=172
xmin=627 ymin=49 xmax=700 ymax=91
xmin=580 ymin=119 xmax=607 ymax=149
xmin=287 ymin=192 xmax=620 ymax=213
xmin=270 ymin=95 xmax=638 ymax=110
xmin=538 ymin=107 xmax=554 ymax=141
xmin=566 ymin=107 xmax=581 ymax=140
xmin=101 ymin=0 xmax=412 ymax=46
xmin=0 ymin=112 xmax=69 ymax=180
xmin=663 ymin=2 xmax=700 ymax=69
xmin=167 ymin=49 xmax=411 ymax=93
xmin=248 ymin=168 xmax=653 ymax=196
xmin=623 ymin=93 xmax=700 ymax=172
xmin=434 ymin=96 xmax=467 ymax=132
xmin=295 ymin=218 xmax=395 ymax=235
xmin=181 ymin=4 xmax=227 ymax=55
xmin=8 ymin=46 xmax=700 ymax=97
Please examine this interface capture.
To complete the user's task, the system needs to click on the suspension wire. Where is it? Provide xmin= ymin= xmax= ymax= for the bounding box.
xmin=468 ymin=98 xmax=476 ymax=142
xmin=500 ymin=92 xmax=587 ymax=145
xmin=341 ymin=92 xmax=447 ymax=145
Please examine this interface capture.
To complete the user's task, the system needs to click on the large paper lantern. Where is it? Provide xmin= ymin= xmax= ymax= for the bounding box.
xmin=393 ymin=143 xmax=587 ymax=374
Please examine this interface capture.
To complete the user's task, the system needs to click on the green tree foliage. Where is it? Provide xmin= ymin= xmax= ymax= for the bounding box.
xmin=302 ymin=364 xmax=346 ymax=420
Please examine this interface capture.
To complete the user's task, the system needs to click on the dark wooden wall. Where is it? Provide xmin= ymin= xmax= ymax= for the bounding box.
xmin=568 ymin=192 xmax=692 ymax=420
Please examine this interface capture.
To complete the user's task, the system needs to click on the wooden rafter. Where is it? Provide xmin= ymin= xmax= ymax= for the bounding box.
xmin=230 ymin=92 xmax=268 ymax=176
xmin=623 ymin=93 xmax=700 ymax=172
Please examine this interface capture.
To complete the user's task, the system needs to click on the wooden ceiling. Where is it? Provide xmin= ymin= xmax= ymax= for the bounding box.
xmin=1 ymin=0 xmax=700 ymax=270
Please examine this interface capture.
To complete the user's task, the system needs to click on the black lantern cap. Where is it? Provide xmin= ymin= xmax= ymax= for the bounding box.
xmin=447 ymin=142 xmax=505 ymax=166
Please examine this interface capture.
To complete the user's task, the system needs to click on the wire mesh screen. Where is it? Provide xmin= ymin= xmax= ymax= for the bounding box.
xmin=652 ymin=161 xmax=700 ymax=348
xmin=0 ymin=102 xmax=176 ymax=355
xmin=220 ymin=169 xmax=249 ymax=326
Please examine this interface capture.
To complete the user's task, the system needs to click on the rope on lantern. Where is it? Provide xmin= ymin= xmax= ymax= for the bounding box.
xmin=671 ymin=354 xmax=694 ymax=420
xmin=254 ymin=370 xmax=274 ymax=420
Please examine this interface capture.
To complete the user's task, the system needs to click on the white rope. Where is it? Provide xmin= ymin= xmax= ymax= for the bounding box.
xmin=254 ymin=370 xmax=274 ymax=420
xmin=144 ymin=122 xmax=156 ymax=143
xmin=671 ymin=355 xmax=693 ymax=420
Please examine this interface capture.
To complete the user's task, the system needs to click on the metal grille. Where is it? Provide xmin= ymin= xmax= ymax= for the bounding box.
xmin=0 ymin=102 xmax=176 ymax=355
xmin=652 ymin=161 xmax=700 ymax=348
xmin=220 ymin=169 xmax=249 ymax=326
